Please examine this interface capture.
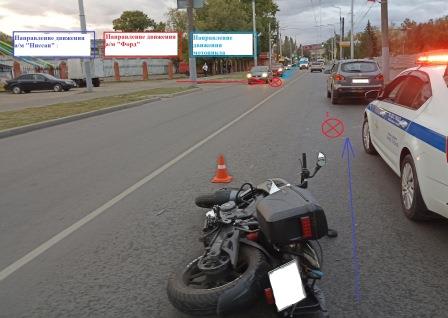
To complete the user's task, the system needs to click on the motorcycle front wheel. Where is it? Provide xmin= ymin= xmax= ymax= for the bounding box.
xmin=167 ymin=246 xmax=268 ymax=316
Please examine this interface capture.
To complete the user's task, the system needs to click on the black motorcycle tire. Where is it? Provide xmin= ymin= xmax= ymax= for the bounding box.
xmin=167 ymin=246 xmax=268 ymax=316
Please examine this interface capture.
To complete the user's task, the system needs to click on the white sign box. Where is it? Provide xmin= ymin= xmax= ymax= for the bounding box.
xmin=191 ymin=33 xmax=253 ymax=57
xmin=104 ymin=32 xmax=179 ymax=58
xmin=13 ymin=31 xmax=93 ymax=57
xmin=268 ymin=260 xmax=306 ymax=312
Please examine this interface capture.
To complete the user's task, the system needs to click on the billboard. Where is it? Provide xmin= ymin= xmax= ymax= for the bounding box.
xmin=13 ymin=31 xmax=94 ymax=57
xmin=103 ymin=32 xmax=179 ymax=58
xmin=191 ymin=33 xmax=254 ymax=57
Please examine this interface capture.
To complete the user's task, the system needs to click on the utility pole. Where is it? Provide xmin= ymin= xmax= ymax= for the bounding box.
xmin=381 ymin=0 xmax=390 ymax=82
xmin=252 ymin=0 xmax=257 ymax=66
xmin=333 ymin=6 xmax=342 ymax=60
xmin=350 ymin=0 xmax=354 ymax=59
xmin=268 ymin=23 xmax=272 ymax=70
xmin=78 ymin=0 xmax=93 ymax=92
xmin=289 ymin=38 xmax=292 ymax=61
xmin=187 ymin=0 xmax=197 ymax=81
xmin=279 ymin=29 xmax=282 ymax=58
xmin=342 ymin=17 xmax=345 ymax=59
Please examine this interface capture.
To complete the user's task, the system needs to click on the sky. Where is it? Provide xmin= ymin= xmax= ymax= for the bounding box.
xmin=0 ymin=0 xmax=447 ymax=44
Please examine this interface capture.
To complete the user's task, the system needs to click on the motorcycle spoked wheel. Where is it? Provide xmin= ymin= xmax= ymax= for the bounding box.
xmin=167 ymin=246 xmax=269 ymax=316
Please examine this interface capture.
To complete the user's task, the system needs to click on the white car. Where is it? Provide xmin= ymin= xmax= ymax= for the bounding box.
xmin=362 ymin=51 xmax=448 ymax=220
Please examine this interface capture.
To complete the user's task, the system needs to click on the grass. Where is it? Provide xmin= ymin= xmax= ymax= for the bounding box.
xmin=0 ymin=86 xmax=195 ymax=131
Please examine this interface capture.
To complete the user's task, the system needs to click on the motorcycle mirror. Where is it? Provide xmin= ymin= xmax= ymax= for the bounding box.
xmin=316 ymin=152 xmax=326 ymax=167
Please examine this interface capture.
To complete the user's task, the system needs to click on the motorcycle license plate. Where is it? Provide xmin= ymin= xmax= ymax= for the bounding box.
xmin=268 ymin=259 xmax=306 ymax=311
xmin=352 ymin=78 xmax=369 ymax=84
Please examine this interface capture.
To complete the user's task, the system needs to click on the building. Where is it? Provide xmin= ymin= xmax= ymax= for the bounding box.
xmin=302 ymin=44 xmax=325 ymax=60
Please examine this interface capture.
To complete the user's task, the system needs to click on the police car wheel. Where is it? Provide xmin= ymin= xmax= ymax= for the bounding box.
xmin=362 ymin=118 xmax=377 ymax=155
xmin=400 ymin=155 xmax=429 ymax=221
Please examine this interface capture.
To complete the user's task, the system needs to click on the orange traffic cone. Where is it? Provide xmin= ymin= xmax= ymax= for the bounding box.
xmin=211 ymin=154 xmax=233 ymax=183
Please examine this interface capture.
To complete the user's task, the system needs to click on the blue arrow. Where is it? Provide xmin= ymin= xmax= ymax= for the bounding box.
xmin=341 ymin=137 xmax=361 ymax=303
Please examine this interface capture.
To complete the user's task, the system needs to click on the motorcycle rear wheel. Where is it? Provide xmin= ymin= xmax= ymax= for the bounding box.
xmin=167 ymin=246 xmax=268 ymax=316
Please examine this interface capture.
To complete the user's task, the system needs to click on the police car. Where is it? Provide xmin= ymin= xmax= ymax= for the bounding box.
xmin=362 ymin=51 xmax=448 ymax=221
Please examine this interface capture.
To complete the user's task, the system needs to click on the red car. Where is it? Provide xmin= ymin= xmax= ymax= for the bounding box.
xmin=270 ymin=64 xmax=284 ymax=77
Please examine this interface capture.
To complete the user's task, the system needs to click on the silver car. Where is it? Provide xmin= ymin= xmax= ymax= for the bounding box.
xmin=310 ymin=62 xmax=324 ymax=72
xmin=325 ymin=59 xmax=384 ymax=104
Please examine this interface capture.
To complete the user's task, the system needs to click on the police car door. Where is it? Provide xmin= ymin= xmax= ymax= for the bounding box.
xmin=375 ymin=71 xmax=430 ymax=173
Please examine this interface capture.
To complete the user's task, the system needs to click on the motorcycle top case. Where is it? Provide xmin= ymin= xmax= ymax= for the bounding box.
xmin=256 ymin=186 xmax=328 ymax=245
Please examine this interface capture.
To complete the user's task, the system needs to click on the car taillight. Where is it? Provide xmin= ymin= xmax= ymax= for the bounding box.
xmin=300 ymin=216 xmax=313 ymax=239
xmin=375 ymin=74 xmax=384 ymax=81
xmin=334 ymin=74 xmax=345 ymax=81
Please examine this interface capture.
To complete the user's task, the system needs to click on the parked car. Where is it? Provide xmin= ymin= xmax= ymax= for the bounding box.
xmin=247 ymin=66 xmax=272 ymax=84
xmin=4 ymin=73 xmax=76 ymax=94
xmin=310 ymin=61 xmax=324 ymax=72
xmin=325 ymin=59 xmax=384 ymax=104
xmin=270 ymin=63 xmax=284 ymax=77
xmin=362 ymin=51 xmax=448 ymax=220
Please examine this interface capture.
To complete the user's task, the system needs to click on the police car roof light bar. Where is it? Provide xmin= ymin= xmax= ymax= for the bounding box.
xmin=417 ymin=50 xmax=448 ymax=65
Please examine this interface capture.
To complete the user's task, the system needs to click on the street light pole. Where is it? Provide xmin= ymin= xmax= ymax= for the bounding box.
xmin=279 ymin=29 xmax=282 ymax=58
xmin=268 ymin=23 xmax=272 ymax=70
xmin=350 ymin=0 xmax=354 ymax=59
xmin=252 ymin=0 xmax=257 ymax=66
xmin=333 ymin=6 xmax=342 ymax=60
xmin=78 ymin=0 xmax=93 ymax=92
xmin=187 ymin=0 xmax=197 ymax=81
xmin=381 ymin=0 xmax=390 ymax=83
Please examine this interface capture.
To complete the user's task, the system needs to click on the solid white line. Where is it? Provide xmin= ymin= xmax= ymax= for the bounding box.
xmin=0 ymin=72 xmax=306 ymax=282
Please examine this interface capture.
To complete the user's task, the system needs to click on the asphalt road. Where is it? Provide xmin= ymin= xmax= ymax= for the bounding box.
xmin=1 ymin=69 xmax=448 ymax=318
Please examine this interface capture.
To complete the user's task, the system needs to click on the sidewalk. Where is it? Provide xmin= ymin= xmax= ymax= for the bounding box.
xmin=0 ymin=72 xmax=245 ymax=112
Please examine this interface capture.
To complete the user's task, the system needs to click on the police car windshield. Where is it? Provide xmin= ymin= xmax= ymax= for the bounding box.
xmin=341 ymin=61 xmax=378 ymax=73
xmin=444 ymin=66 xmax=448 ymax=87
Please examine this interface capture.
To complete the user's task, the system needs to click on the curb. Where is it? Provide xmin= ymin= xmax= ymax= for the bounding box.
xmin=0 ymin=87 xmax=201 ymax=139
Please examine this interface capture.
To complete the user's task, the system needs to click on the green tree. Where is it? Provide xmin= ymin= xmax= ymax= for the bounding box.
xmin=358 ymin=20 xmax=379 ymax=58
xmin=195 ymin=0 xmax=251 ymax=31
xmin=194 ymin=0 xmax=279 ymax=52
xmin=166 ymin=8 xmax=189 ymax=62
xmin=166 ymin=8 xmax=187 ymax=33
xmin=112 ymin=11 xmax=156 ymax=32
xmin=0 ymin=31 xmax=12 ymax=45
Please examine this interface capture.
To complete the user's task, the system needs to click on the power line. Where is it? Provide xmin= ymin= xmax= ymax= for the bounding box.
xmin=354 ymin=2 xmax=376 ymax=30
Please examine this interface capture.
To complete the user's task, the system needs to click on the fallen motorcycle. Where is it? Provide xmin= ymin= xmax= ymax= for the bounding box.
xmin=167 ymin=152 xmax=333 ymax=317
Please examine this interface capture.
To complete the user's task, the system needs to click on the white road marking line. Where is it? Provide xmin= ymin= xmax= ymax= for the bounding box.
xmin=0 ymin=72 xmax=306 ymax=282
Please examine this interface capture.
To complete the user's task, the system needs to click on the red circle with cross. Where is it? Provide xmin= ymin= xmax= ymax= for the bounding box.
xmin=269 ymin=77 xmax=283 ymax=88
xmin=321 ymin=115 xmax=345 ymax=139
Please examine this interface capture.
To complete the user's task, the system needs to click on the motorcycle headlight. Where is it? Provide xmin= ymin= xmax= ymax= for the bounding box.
xmin=247 ymin=73 xmax=252 ymax=78
xmin=262 ymin=72 xmax=268 ymax=78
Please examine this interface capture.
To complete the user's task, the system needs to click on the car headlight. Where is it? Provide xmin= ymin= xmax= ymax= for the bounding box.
xmin=247 ymin=73 xmax=252 ymax=78
xmin=262 ymin=72 xmax=268 ymax=78
xmin=278 ymin=68 xmax=283 ymax=72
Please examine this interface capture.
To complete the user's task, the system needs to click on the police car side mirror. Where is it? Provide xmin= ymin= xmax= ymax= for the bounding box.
xmin=365 ymin=89 xmax=381 ymax=102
